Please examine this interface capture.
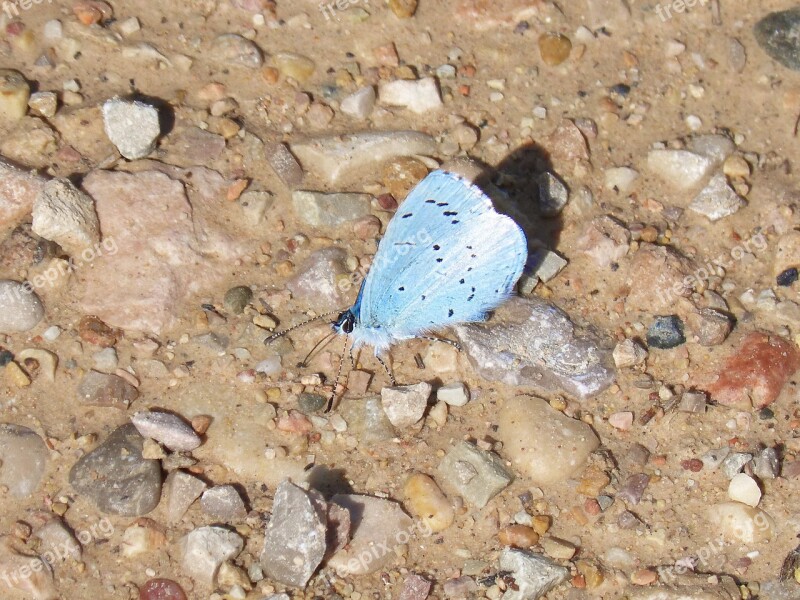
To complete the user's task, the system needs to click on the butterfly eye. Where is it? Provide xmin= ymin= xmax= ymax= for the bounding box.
xmin=342 ymin=317 xmax=354 ymax=334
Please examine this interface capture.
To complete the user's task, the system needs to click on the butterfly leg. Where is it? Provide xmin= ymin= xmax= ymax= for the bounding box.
xmin=326 ymin=335 xmax=351 ymax=412
xmin=421 ymin=335 xmax=462 ymax=352
xmin=375 ymin=353 xmax=397 ymax=386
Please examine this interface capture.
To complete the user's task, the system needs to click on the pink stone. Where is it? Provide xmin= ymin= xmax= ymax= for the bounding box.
xmin=455 ymin=0 xmax=543 ymax=30
xmin=139 ymin=578 xmax=187 ymax=600
xmin=0 ymin=157 xmax=46 ymax=232
xmin=546 ymin=119 xmax=590 ymax=162
xmin=706 ymin=332 xmax=800 ymax=409
xmin=608 ymin=411 xmax=633 ymax=431
xmin=399 ymin=573 xmax=432 ymax=600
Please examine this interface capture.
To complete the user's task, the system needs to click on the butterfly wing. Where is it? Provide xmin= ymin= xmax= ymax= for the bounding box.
xmin=356 ymin=170 xmax=527 ymax=342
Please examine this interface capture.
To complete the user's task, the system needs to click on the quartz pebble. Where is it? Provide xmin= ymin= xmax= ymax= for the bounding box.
xmin=728 ymin=473 xmax=761 ymax=507
xmin=131 ymin=411 xmax=201 ymax=451
xmin=0 ymin=280 xmax=45 ymax=333
xmin=381 ymin=382 xmax=431 ymax=428
xmin=616 ymin=473 xmax=650 ymax=505
xmin=686 ymin=308 xmax=732 ymax=346
xmin=210 ymin=34 xmax=263 ymax=68
xmin=689 ymin=173 xmax=746 ymax=221
xmin=181 ymin=526 xmax=243 ymax=586
xmin=102 ymin=98 xmax=161 ymax=160
xmin=538 ymin=33 xmax=572 ymax=66
xmin=604 ymin=167 xmax=640 ymax=194
xmin=378 ymin=77 xmax=443 ymax=114
xmin=403 ymin=473 xmax=454 ymax=532
xmin=273 ymin=52 xmax=315 ymax=83
xmin=28 ymin=92 xmax=57 ymax=118
xmin=436 ymin=382 xmax=469 ymax=406
xmin=201 ymin=485 xmax=247 ymax=521
xmin=708 ymin=502 xmax=775 ymax=543
xmin=609 ymin=411 xmax=634 ymax=431
xmin=613 ymin=339 xmax=647 ymax=368
xmin=340 ymin=85 xmax=376 ymax=119
xmin=499 ymin=548 xmax=569 ymax=600
xmin=646 ymin=149 xmax=714 ymax=191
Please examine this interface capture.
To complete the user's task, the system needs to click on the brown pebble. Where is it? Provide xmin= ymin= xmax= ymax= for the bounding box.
xmin=261 ymin=66 xmax=279 ymax=84
xmin=376 ymin=193 xmax=398 ymax=211
xmin=680 ymin=458 xmax=703 ymax=472
xmin=584 ymin=498 xmax=601 ymax=516
xmin=191 ymin=415 xmax=212 ymax=434
xmin=640 ymin=226 xmax=659 ymax=243
xmin=226 ymin=179 xmax=249 ymax=202
xmin=497 ymin=524 xmax=539 ymax=548
xmin=531 ymin=514 xmax=551 ymax=535
xmin=73 ymin=0 xmax=112 ymax=25
xmin=389 ymin=0 xmax=417 ymax=18
xmin=538 ymin=33 xmax=572 ymax=66
xmin=572 ymin=574 xmax=586 ymax=589
xmin=139 ymin=578 xmax=188 ymax=600
xmin=631 ymin=568 xmax=657 ymax=586
xmin=353 ymin=215 xmax=382 ymax=240
xmin=78 ymin=315 xmax=120 ymax=347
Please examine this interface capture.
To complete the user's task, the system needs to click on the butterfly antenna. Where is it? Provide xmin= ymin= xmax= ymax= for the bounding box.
xmin=298 ymin=330 xmax=337 ymax=368
xmin=421 ymin=335 xmax=462 ymax=351
xmin=264 ymin=310 xmax=341 ymax=344
xmin=375 ymin=353 xmax=397 ymax=386
xmin=326 ymin=335 xmax=351 ymax=412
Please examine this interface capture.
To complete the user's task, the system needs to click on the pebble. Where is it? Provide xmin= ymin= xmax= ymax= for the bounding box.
xmin=328 ymin=494 xmax=413 ymax=575
xmin=754 ymin=7 xmax=800 ymax=71
xmin=263 ymin=142 xmax=304 ymax=190
xmin=292 ymin=190 xmax=372 ymax=228
xmin=707 ymin=332 xmax=800 ymax=409
xmin=78 ymin=315 xmax=120 ymax=347
xmin=289 ymin=131 xmax=436 ymax=184
xmin=498 ymin=525 xmax=539 ymax=548
xmin=102 ymin=98 xmax=161 ymax=160
xmin=546 ymin=119 xmax=590 ymax=162
xmin=122 ymin=519 xmax=167 ymax=558
xmin=0 ymin=69 xmax=30 ymax=122
xmin=646 ymin=149 xmax=714 ymax=191
xmin=131 ymin=411 xmax=201 ymax=451
xmin=646 ymin=315 xmax=686 ymax=349
xmin=340 ymin=85 xmax=376 ymax=119
xmin=541 ymin=537 xmax=577 ymax=560
xmin=381 ymin=382 xmax=431 ymax=428
xmin=689 ymin=173 xmax=746 ymax=221
xmin=0 ymin=535 xmax=57 ymax=600
xmin=436 ymin=440 xmax=514 ymax=508
xmin=609 ymin=411 xmax=634 ymax=431
xmin=604 ymin=167 xmax=640 ymax=194
xmin=32 ymin=178 xmax=101 ymax=256
xmin=754 ymin=447 xmax=780 ymax=480
xmin=223 ymin=285 xmax=253 ymax=314
xmin=773 ymin=231 xmax=800 ymax=277
xmin=201 ymin=485 xmax=247 ymax=521
xmin=164 ymin=470 xmax=207 ymax=524
xmin=577 ymin=215 xmax=631 ymax=268
xmin=538 ymin=33 xmax=572 ymax=66
xmin=138 ymin=579 xmax=187 ymax=600
xmin=536 ymin=171 xmax=569 ymax=217
xmin=612 ymin=338 xmax=647 ymax=368
xmin=721 ymin=452 xmax=753 ymax=479
xmin=378 ymin=77 xmax=443 ymax=114
xmin=298 ymin=392 xmax=327 ymax=414
xmin=180 ymin=526 xmax=243 ymax=586
xmin=338 ymin=396 xmax=397 ymax=444
xmin=436 ymin=382 xmax=469 ymax=406
xmin=210 ymin=34 xmax=263 ymax=68
xmin=69 ymin=424 xmax=162 ymax=516
xmin=93 ymin=347 xmax=118 ymax=371
xmin=678 ymin=391 xmax=707 ymax=413
xmin=0 ymin=280 xmax=45 ymax=333
xmin=708 ymin=502 xmax=775 ymax=543
xmin=287 ymin=248 xmax=349 ymax=310
xmin=273 ymin=51 xmax=315 ymax=83
xmin=382 ymin=156 xmax=428 ymax=199
xmin=499 ymin=548 xmax=569 ymax=600
xmin=728 ymin=473 xmax=761 ymax=507
xmin=77 ymin=370 xmax=139 ymax=409
xmin=529 ymin=249 xmax=568 ymax=284
xmin=0 ymin=424 xmax=48 ymax=498
xmin=443 ymin=576 xmax=478 ymax=598
xmin=455 ymin=297 xmax=615 ymax=400
xmin=616 ymin=473 xmax=650 ymax=505
xmin=389 ymin=0 xmax=418 ymax=18
xmin=403 ymin=473 xmax=454 ymax=532
xmin=777 ymin=268 xmax=799 ymax=287
xmin=28 ymin=92 xmax=58 ymax=118
xmin=686 ymin=308 xmax=732 ymax=346
xmin=398 ymin=573 xmax=432 ymax=600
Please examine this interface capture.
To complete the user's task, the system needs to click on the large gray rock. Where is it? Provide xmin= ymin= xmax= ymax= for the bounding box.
xmin=437 ymin=441 xmax=514 ymax=508
xmin=69 ymin=424 xmax=162 ymax=516
xmin=0 ymin=424 xmax=48 ymax=498
xmin=754 ymin=7 xmax=800 ymax=72
xmin=499 ymin=549 xmax=569 ymax=600
xmin=260 ymin=480 xmax=327 ymax=588
xmin=455 ymin=296 xmax=615 ymax=400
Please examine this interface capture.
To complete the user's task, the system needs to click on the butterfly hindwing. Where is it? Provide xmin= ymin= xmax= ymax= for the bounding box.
xmin=356 ymin=170 xmax=527 ymax=342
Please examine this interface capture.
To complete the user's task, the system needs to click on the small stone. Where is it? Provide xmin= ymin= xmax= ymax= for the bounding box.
xmin=604 ymin=167 xmax=639 ymax=194
xmin=541 ymin=537 xmax=577 ymax=560
xmin=32 ymin=178 xmax=100 ymax=256
xmin=536 ymin=172 xmax=568 ymax=217
xmin=382 ymin=156 xmax=428 ymax=199
xmin=0 ymin=280 xmax=45 ymax=333
xmin=0 ymin=424 xmax=48 ymax=498
xmin=707 ymin=332 xmax=800 ymax=409
xmin=499 ymin=548 xmax=569 ymax=600
xmin=389 ymin=0 xmax=417 ymax=18
xmin=646 ymin=315 xmax=686 ymax=349
xmin=708 ymin=502 xmax=775 ymax=543
xmin=93 ymin=347 xmax=118 ymax=371
xmin=210 ymin=34 xmax=263 ymax=68
xmin=398 ymin=573 xmax=431 ymax=600
xmin=77 ymin=370 xmax=139 ymax=409
xmin=678 ymin=391 xmax=707 ymax=413
xmin=223 ymin=285 xmax=253 ymax=314
xmin=436 ymin=440 xmax=514 ymax=508
xmin=686 ymin=308 xmax=732 ymax=346
xmin=286 ymin=248 xmax=349 ymax=310
xmin=131 ymin=411 xmax=201 ymax=452
xmin=201 ymin=485 xmax=247 ymax=521
xmin=754 ymin=447 xmax=780 ymax=479
xmin=69 ymin=424 xmax=162 ymax=516
xmin=646 ymin=149 xmax=715 ymax=191
xmin=381 ymin=382 xmax=431 ymax=428
xmin=546 ymin=119 xmax=590 ymax=162
xmin=728 ymin=473 xmax=761 ymax=507
xmin=609 ymin=411 xmax=634 ymax=431
xmin=378 ymin=77 xmax=443 ymax=114
xmin=0 ymin=69 xmax=30 ymax=122
xmin=723 ymin=154 xmax=751 ymax=178
xmin=538 ymin=33 xmax=572 ymax=66
xmin=352 ymin=215 xmax=382 ymax=240
xmin=0 ymin=536 xmax=57 ymax=600
xmin=298 ymin=392 xmax=327 ymax=414
xmin=403 ymin=473 xmax=454 ymax=532
xmin=774 ymin=231 xmax=800 ymax=277
xmin=689 ymin=173 xmax=746 ymax=221
xmin=436 ymin=382 xmax=469 ymax=406
xmin=78 ymin=315 xmax=120 ymax=347
xmin=577 ymin=215 xmax=630 ymax=268
xmin=577 ymin=466 xmax=611 ymax=496
xmin=118 ymin=16 xmax=141 ymax=36
xmin=292 ymin=190 xmax=371 ymax=228
xmin=613 ymin=339 xmax=647 ymax=368
xmin=28 ymin=92 xmax=58 ymax=118
xmin=340 ymin=85 xmax=376 ymax=119
xmin=273 ymin=52 xmax=315 ymax=83
xmin=777 ymin=268 xmax=798 ymax=287
xmin=181 ymin=526 xmax=243 ymax=586
xmin=498 ymin=525 xmax=540 ymax=549
xmin=754 ymin=8 xmax=800 ymax=72
xmin=102 ymin=98 xmax=160 ymax=160
xmin=443 ymin=576 xmax=478 ymax=598
xmin=616 ymin=473 xmax=649 ymax=505
xmin=721 ymin=452 xmax=752 ymax=478
xmin=5 ymin=361 xmax=30 ymax=387
xmin=122 ymin=518 xmax=167 ymax=558
xmin=164 ymin=470 xmax=207 ymax=524
xmin=338 ymin=396 xmax=397 ymax=443
xmin=138 ymin=579 xmax=187 ymax=600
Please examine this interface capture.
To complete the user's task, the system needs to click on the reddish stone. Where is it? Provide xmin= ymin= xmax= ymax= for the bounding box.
xmin=78 ymin=315 xmax=120 ymax=347
xmin=139 ymin=579 xmax=187 ymax=600
xmin=707 ymin=332 xmax=800 ymax=409
xmin=398 ymin=573 xmax=432 ymax=600
xmin=276 ymin=410 xmax=313 ymax=434
xmin=782 ymin=461 xmax=800 ymax=479
xmin=376 ymin=193 xmax=398 ymax=211
xmin=584 ymin=498 xmax=601 ymax=516
xmin=680 ymin=458 xmax=703 ymax=472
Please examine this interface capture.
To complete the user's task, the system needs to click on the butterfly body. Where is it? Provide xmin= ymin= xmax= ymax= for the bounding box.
xmin=333 ymin=170 xmax=528 ymax=353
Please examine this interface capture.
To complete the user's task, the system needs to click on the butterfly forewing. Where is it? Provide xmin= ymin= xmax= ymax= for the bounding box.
xmin=358 ymin=170 xmax=527 ymax=340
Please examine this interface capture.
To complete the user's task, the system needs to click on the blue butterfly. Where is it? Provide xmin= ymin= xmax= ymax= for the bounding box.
xmin=332 ymin=169 xmax=528 ymax=354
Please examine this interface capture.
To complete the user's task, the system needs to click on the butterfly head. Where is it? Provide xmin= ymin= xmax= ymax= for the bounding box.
xmin=333 ymin=309 xmax=357 ymax=335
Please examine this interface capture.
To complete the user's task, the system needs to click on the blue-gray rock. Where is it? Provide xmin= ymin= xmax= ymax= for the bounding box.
xmin=646 ymin=315 xmax=685 ymax=349
xmin=454 ymin=296 xmax=615 ymax=400
xmin=754 ymin=8 xmax=800 ymax=71
xmin=499 ymin=548 xmax=569 ymax=600
xmin=69 ymin=424 xmax=162 ymax=516
xmin=0 ymin=424 xmax=48 ymax=498
xmin=536 ymin=171 xmax=569 ymax=217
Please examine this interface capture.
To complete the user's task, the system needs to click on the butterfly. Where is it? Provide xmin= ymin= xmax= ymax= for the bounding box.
xmin=331 ymin=169 xmax=528 ymax=355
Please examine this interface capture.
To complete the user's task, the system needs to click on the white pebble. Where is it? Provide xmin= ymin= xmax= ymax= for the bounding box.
xmin=437 ymin=382 xmax=470 ymax=406
xmin=728 ymin=473 xmax=761 ymax=507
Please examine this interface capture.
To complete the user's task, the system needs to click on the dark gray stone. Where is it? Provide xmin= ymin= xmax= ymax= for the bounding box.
xmin=646 ymin=315 xmax=685 ymax=349
xmin=754 ymin=8 xmax=800 ymax=71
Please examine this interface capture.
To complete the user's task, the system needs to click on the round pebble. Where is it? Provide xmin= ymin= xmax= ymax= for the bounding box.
xmin=139 ymin=578 xmax=188 ymax=600
xmin=224 ymin=286 xmax=253 ymax=314
xmin=538 ymin=33 xmax=572 ymax=66
xmin=0 ymin=280 xmax=45 ymax=333
xmin=297 ymin=392 xmax=327 ymax=414
xmin=403 ymin=473 xmax=454 ymax=533
xmin=211 ymin=34 xmax=263 ymax=68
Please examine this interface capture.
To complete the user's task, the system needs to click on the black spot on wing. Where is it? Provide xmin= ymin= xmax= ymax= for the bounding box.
xmin=448 ymin=309 xmax=454 ymax=317
xmin=437 ymin=202 xmax=449 ymax=207
xmin=425 ymin=199 xmax=436 ymax=203
xmin=398 ymin=286 xmax=405 ymax=291
xmin=433 ymin=244 xmax=440 ymax=251
xmin=402 ymin=213 xmax=413 ymax=218
xmin=452 ymin=220 xmax=460 ymax=224
xmin=436 ymin=258 xmax=443 ymax=263
xmin=443 ymin=211 xmax=458 ymax=216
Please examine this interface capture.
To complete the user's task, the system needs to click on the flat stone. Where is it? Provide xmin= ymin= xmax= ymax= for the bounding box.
xmin=613 ymin=338 xmax=647 ymax=368
xmin=647 ymin=149 xmax=715 ymax=191
xmin=398 ymin=573 xmax=432 ymax=600
xmin=455 ymin=296 xmax=615 ymax=400
xmin=180 ymin=526 xmax=243 ymax=586
xmin=102 ymin=98 xmax=160 ymax=160
xmin=201 ymin=485 xmax=247 ymax=521
xmin=437 ymin=440 xmax=514 ymax=508
xmin=378 ymin=77 xmax=443 ymax=114
xmin=529 ymin=248 xmax=567 ymax=283
xmin=0 ymin=279 xmax=45 ymax=333
xmin=165 ymin=127 xmax=226 ymax=165
xmin=627 ymin=573 xmax=739 ymax=600
xmin=577 ymin=215 xmax=630 ymax=268
xmin=498 ymin=396 xmax=599 ymax=485
xmin=291 ymin=190 xmax=372 ymax=227
xmin=31 ymin=179 xmax=100 ymax=256
xmin=260 ymin=480 xmax=327 ymax=587
xmin=499 ymin=548 xmax=569 ymax=600
xmin=689 ymin=173 xmax=746 ymax=221
xmin=69 ymin=424 xmax=162 ymax=516
xmin=0 ymin=424 xmax=48 ymax=498
xmin=455 ymin=0 xmax=543 ymax=30
xmin=328 ymin=494 xmax=413 ymax=576
xmin=286 ymin=248 xmax=349 ymax=311
xmin=381 ymin=382 xmax=431 ymax=428
xmin=754 ymin=7 xmax=800 ymax=71
xmin=265 ymin=142 xmax=305 ymax=189
xmin=164 ymin=470 xmax=207 ymax=524
xmin=753 ymin=447 xmax=780 ymax=480
xmin=289 ymin=131 xmax=437 ymax=184
xmin=616 ymin=473 xmax=650 ymax=505
xmin=436 ymin=382 xmax=469 ymax=407
xmin=131 ymin=411 xmax=200 ymax=451
xmin=77 ymin=370 xmax=139 ymax=409
xmin=678 ymin=391 xmax=707 ymax=413
xmin=625 ymin=243 xmax=696 ymax=312
xmin=337 ymin=396 xmax=397 ymax=444
xmin=0 ymin=156 xmax=47 ymax=232
xmin=706 ymin=332 xmax=800 ymax=409
xmin=536 ymin=172 xmax=568 ymax=217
